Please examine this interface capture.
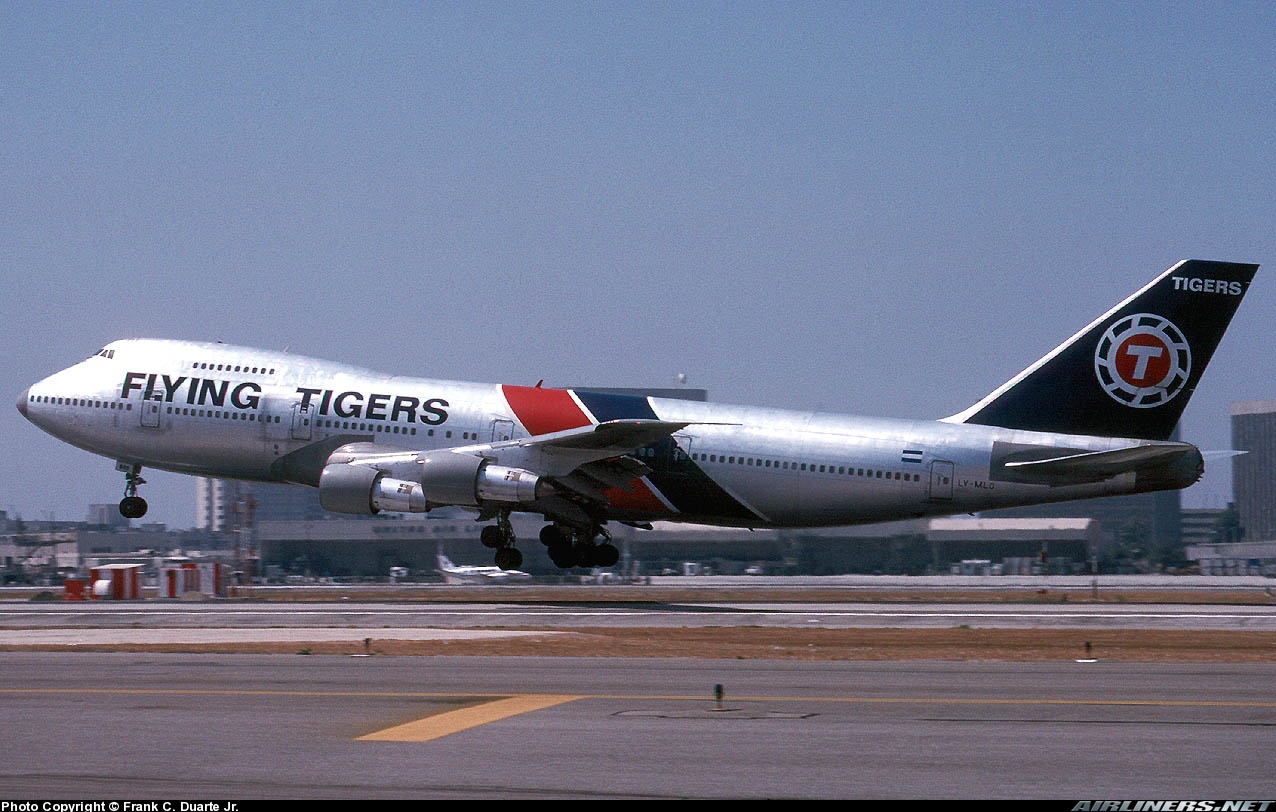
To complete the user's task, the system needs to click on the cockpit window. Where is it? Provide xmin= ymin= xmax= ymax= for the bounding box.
xmin=92 ymin=348 xmax=116 ymax=359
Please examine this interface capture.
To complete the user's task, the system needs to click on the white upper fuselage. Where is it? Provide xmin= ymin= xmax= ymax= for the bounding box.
xmin=17 ymin=338 xmax=1189 ymax=529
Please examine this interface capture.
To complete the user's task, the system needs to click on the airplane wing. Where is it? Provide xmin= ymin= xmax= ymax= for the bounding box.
xmin=316 ymin=419 xmax=694 ymax=522
xmin=480 ymin=420 xmax=695 ymax=520
xmin=320 ymin=419 xmax=690 ymax=473
xmin=998 ymin=442 xmax=1200 ymax=484
xmin=486 ymin=419 xmax=691 ymax=475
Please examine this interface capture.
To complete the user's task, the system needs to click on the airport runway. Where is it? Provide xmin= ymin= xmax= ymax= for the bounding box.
xmin=0 ymin=652 xmax=1273 ymax=799
xmin=0 ymin=591 xmax=1274 ymax=798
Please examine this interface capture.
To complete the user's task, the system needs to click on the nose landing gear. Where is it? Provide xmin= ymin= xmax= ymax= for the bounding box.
xmin=117 ymin=462 xmax=148 ymax=519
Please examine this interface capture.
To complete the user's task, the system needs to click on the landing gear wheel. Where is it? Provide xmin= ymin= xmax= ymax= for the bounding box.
xmin=118 ymin=464 xmax=148 ymax=519
xmin=119 ymin=495 xmax=148 ymax=519
xmin=540 ymin=524 xmax=569 ymax=547
xmin=547 ymin=543 xmax=578 ymax=568
xmin=480 ymin=525 xmax=505 ymax=548
xmin=494 ymin=547 xmax=523 ymax=571
xmin=594 ymin=543 xmax=620 ymax=568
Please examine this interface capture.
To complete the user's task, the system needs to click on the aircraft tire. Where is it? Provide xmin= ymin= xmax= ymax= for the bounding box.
xmin=547 ymin=543 xmax=577 ymax=568
xmin=480 ymin=525 xmax=505 ymax=548
xmin=119 ymin=496 xmax=148 ymax=519
xmin=594 ymin=543 xmax=620 ymax=568
xmin=494 ymin=547 xmax=523 ymax=571
xmin=539 ymin=524 xmax=568 ymax=547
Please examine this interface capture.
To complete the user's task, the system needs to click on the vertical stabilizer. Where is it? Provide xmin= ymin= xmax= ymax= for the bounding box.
xmin=946 ymin=259 xmax=1258 ymax=440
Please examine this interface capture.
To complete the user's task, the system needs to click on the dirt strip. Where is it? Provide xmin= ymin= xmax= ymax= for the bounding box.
xmin=5 ymin=627 xmax=1275 ymax=662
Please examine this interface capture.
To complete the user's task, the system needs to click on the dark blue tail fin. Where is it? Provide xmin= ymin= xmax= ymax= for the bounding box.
xmin=948 ymin=259 xmax=1258 ymax=440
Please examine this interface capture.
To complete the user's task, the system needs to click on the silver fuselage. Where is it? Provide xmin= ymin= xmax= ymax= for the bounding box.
xmin=18 ymin=338 xmax=1195 ymax=529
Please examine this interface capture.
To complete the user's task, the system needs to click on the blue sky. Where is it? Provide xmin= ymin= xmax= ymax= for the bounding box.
xmin=3 ymin=2 xmax=1274 ymax=528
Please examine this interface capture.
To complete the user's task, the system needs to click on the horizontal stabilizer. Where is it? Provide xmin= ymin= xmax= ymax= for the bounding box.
xmin=1002 ymin=442 xmax=1197 ymax=481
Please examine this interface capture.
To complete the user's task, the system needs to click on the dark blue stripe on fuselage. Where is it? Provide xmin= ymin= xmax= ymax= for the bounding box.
xmin=573 ymin=390 xmax=659 ymax=422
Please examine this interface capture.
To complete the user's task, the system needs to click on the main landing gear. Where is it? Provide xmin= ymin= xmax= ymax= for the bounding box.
xmin=539 ymin=524 xmax=620 ymax=570
xmin=480 ymin=512 xmax=524 ymax=570
xmin=117 ymin=463 xmax=148 ymax=519
xmin=477 ymin=516 xmax=621 ymax=571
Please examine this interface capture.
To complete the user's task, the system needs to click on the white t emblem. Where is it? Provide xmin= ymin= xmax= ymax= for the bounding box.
xmin=1094 ymin=314 xmax=1191 ymax=408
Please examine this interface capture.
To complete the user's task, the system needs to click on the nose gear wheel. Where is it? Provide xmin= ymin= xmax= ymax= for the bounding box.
xmin=118 ymin=464 xmax=148 ymax=519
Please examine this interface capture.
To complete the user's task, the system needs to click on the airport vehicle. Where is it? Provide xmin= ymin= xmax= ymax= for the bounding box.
xmin=435 ymin=553 xmax=531 ymax=584
xmin=17 ymin=259 xmax=1257 ymax=570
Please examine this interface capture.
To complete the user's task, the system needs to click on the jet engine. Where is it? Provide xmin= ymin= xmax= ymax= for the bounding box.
xmin=318 ymin=448 xmax=548 ymax=515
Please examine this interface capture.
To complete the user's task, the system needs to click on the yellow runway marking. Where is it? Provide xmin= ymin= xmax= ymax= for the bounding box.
xmin=4 ymin=688 xmax=1276 ymax=710
xmin=357 ymin=693 xmax=585 ymax=742
xmin=6 ymin=689 xmax=1276 ymax=743
xmin=4 ymin=688 xmax=1276 ymax=709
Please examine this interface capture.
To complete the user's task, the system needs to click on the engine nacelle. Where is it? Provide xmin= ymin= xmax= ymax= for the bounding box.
xmin=318 ymin=462 xmax=382 ymax=515
xmin=415 ymin=452 xmax=487 ymax=506
xmin=417 ymin=453 xmax=549 ymax=506
xmin=319 ymin=463 xmax=431 ymax=514
xmin=319 ymin=450 xmax=549 ymax=515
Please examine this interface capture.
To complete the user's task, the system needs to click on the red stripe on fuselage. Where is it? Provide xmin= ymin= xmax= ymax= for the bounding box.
xmin=501 ymin=385 xmax=592 ymax=435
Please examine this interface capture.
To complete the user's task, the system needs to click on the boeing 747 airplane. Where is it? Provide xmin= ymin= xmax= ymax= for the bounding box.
xmin=17 ymin=259 xmax=1257 ymax=571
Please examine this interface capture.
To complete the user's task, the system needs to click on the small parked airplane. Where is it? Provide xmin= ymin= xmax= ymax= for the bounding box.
xmin=436 ymin=553 xmax=531 ymax=584
xmin=17 ymin=259 xmax=1257 ymax=571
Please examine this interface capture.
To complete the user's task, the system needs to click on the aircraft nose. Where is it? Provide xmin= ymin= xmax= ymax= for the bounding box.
xmin=16 ymin=387 xmax=29 ymax=418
